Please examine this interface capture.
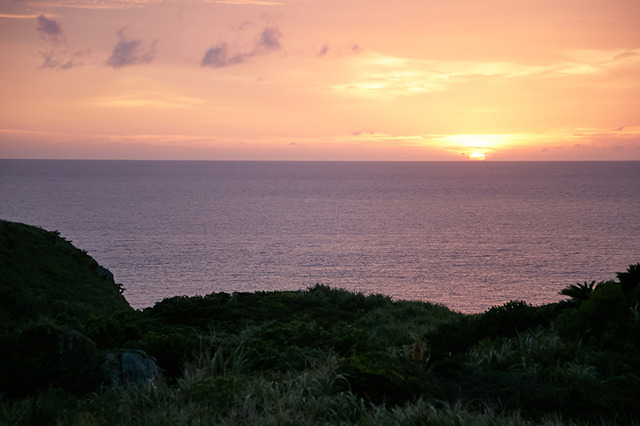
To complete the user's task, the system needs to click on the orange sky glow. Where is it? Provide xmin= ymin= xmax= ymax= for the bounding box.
xmin=1 ymin=0 xmax=639 ymax=161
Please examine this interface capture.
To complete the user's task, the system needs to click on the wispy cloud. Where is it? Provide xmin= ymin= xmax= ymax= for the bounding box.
xmin=255 ymin=25 xmax=281 ymax=52
xmin=330 ymin=126 xmax=640 ymax=160
xmin=201 ymin=44 xmax=247 ymax=68
xmin=201 ymin=25 xmax=282 ymax=68
xmin=35 ymin=15 xmax=89 ymax=69
xmin=19 ymin=0 xmax=161 ymax=10
xmin=0 ymin=13 xmax=41 ymax=19
xmin=331 ymin=55 xmax=448 ymax=98
xmin=613 ymin=49 xmax=639 ymax=61
xmin=37 ymin=15 xmax=64 ymax=43
xmin=91 ymin=93 xmax=205 ymax=109
xmin=317 ymin=44 xmax=329 ymax=57
xmin=39 ymin=49 xmax=90 ymax=70
xmin=330 ymin=47 xmax=640 ymax=99
xmin=17 ymin=0 xmax=279 ymax=9
xmin=106 ymin=28 xmax=158 ymax=68
xmin=2 ymin=125 xmax=638 ymax=161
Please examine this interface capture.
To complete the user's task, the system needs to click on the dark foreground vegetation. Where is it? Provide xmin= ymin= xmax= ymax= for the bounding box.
xmin=1 ymin=219 xmax=639 ymax=425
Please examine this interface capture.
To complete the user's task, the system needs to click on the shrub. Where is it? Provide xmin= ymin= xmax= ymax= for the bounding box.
xmin=618 ymin=263 xmax=640 ymax=295
xmin=137 ymin=330 xmax=200 ymax=379
xmin=556 ymin=280 xmax=627 ymax=346
xmin=340 ymin=351 xmax=427 ymax=406
xmin=0 ymin=321 xmax=100 ymax=395
xmin=478 ymin=300 xmax=549 ymax=338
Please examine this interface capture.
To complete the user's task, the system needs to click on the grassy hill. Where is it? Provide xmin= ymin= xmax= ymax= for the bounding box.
xmin=0 ymin=220 xmax=131 ymax=326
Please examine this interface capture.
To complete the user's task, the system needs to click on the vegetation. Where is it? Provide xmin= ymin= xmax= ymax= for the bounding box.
xmin=1 ymin=220 xmax=639 ymax=425
xmin=0 ymin=220 xmax=130 ymax=327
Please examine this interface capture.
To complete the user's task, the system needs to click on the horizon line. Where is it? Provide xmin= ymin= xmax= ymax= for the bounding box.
xmin=2 ymin=158 xmax=640 ymax=163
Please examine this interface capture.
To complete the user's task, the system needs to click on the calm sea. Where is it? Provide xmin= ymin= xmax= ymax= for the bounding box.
xmin=1 ymin=160 xmax=639 ymax=313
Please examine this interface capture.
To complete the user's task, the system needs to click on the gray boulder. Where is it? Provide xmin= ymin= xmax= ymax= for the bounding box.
xmin=102 ymin=350 xmax=159 ymax=387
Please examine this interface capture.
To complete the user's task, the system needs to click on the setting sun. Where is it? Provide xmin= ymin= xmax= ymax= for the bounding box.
xmin=469 ymin=152 xmax=486 ymax=161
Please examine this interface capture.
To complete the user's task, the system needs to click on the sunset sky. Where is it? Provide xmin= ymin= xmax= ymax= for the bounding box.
xmin=1 ymin=0 xmax=639 ymax=161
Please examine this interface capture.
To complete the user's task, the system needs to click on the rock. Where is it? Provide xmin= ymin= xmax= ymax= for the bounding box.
xmin=94 ymin=265 xmax=115 ymax=283
xmin=0 ymin=323 xmax=100 ymax=395
xmin=94 ymin=264 xmax=125 ymax=294
xmin=102 ymin=350 xmax=159 ymax=387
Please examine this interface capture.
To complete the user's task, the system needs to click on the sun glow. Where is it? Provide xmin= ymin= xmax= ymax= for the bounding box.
xmin=469 ymin=151 xmax=486 ymax=160
xmin=439 ymin=134 xmax=510 ymax=160
xmin=444 ymin=134 xmax=507 ymax=148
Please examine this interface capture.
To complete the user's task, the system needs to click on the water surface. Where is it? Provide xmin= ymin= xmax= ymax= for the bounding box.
xmin=2 ymin=160 xmax=638 ymax=312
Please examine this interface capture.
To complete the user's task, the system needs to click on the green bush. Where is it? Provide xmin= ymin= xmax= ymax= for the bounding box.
xmin=557 ymin=280 xmax=627 ymax=346
xmin=618 ymin=263 xmax=640 ymax=295
xmin=340 ymin=351 xmax=427 ymax=405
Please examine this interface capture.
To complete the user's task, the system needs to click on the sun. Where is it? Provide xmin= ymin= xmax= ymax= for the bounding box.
xmin=469 ymin=151 xmax=486 ymax=161
xmin=441 ymin=134 xmax=506 ymax=160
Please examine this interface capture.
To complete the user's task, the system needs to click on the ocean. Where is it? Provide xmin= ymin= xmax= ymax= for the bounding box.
xmin=1 ymin=160 xmax=639 ymax=313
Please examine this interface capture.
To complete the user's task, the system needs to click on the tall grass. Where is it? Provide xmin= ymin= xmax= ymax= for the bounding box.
xmin=0 ymin=342 xmax=620 ymax=426
xmin=0 ymin=365 xmax=568 ymax=425
xmin=0 ymin=337 xmax=581 ymax=425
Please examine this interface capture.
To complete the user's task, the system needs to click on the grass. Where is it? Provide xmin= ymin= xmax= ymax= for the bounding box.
xmin=0 ymin=356 xmax=576 ymax=426
xmin=1 ymin=220 xmax=639 ymax=425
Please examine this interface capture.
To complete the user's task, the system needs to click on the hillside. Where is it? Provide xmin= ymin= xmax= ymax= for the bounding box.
xmin=0 ymin=220 xmax=131 ymax=326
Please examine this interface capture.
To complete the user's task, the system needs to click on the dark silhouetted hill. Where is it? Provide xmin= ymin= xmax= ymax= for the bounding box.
xmin=0 ymin=220 xmax=131 ymax=327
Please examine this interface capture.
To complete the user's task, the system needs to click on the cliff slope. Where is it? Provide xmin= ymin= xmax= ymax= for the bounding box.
xmin=0 ymin=220 xmax=131 ymax=327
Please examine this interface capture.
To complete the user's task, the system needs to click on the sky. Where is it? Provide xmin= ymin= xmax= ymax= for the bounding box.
xmin=0 ymin=0 xmax=639 ymax=161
